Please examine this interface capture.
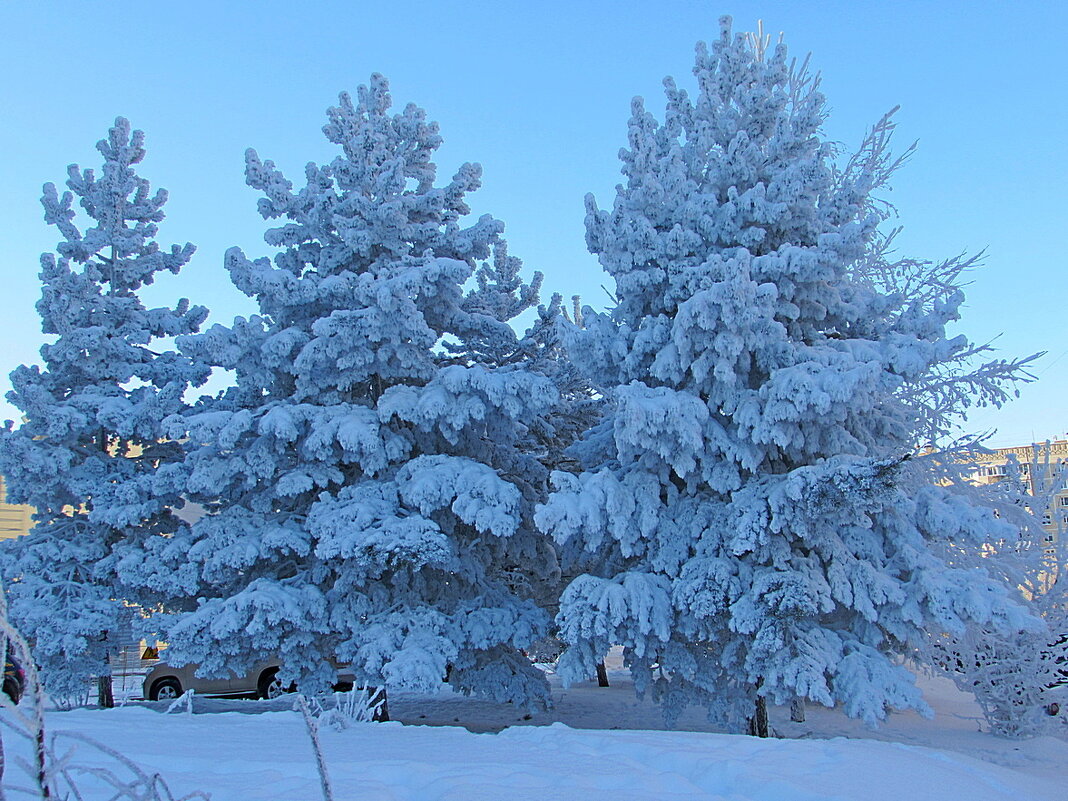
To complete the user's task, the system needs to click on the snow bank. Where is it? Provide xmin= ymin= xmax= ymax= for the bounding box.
xmin=3 ymin=703 xmax=1062 ymax=801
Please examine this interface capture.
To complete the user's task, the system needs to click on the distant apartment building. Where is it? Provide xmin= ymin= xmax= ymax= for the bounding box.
xmin=967 ymin=439 xmax=1068 ymax=554
xmin=0 ymin=475 xmax=33 ymax=541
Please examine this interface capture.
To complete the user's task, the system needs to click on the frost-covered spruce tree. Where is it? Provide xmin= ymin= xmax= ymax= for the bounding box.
xmin=136 ymin=76 xmax=555 ymax=706
xmin=535 ymin=18 xmax=1036 ymax=731
xmin=0 ymin=118 xmax=208 ymax=702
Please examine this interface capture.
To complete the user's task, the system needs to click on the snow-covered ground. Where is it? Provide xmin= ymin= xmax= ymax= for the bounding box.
xmin=3 ymin=657 xmax=1065 ymax=800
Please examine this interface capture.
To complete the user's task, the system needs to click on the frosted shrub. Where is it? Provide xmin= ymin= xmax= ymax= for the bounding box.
xmin=316 ymin=686 xmax=387 ymax=730
xmin=928 ymin=444 xmax=1068 ymax=737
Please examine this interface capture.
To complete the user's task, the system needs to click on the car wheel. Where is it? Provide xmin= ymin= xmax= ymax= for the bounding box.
xmin=258 ymin=667 xmax=291 ymax=700
xmin=2 ymin=677 xmax=22 ymax=705
xmin=150 ymin=677 xmax=182 ymax=701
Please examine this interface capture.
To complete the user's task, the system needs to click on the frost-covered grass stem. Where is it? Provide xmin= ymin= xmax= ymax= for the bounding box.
xmin=296 ymin=695 xmax=334 ymax=801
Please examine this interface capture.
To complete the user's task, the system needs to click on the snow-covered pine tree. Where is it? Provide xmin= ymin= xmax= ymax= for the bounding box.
xmin=135 ymin=76 xmax=556 ymax=707
xmin=0 ymin=118 xmax=209 ymax=702
xmin=535 ymin=17 xmax=1037 ymax=731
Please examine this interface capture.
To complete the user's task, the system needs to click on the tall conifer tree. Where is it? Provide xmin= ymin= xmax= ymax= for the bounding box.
xmin=536 ymin=18 xmax=1035 ymax=730
xmin=137 ymin=77 xmax=556 ymax=706
xmin=0 ymin=119 xmax=208 ymax=701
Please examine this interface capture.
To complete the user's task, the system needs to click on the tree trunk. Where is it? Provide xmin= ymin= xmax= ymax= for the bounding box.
xmin=371 ymin=686 xmax=389 ymax=722
xmin=747 ymin=695 xmax=769 ymax=737
xmin=96 ymin=430 xmax=115 ymax=712
xmin=97 ymin=674 xmax=114 ymax=709
xmin=790 ymin=697 xmax=806 ymax=723
xmin=595 ymin=661 xmax=610 ymax=688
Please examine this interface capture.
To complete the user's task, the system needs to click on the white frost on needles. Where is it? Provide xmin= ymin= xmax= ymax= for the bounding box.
xmin=136 ymin=75 xmax=557 ymax=709
xmin=536 ymin=15 xmax=1037 ymax=730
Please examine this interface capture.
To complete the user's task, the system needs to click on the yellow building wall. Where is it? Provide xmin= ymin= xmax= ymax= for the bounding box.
xmin=968 ymin=439 xmax=1068 ymax=555
xmin=0 ymin=476 xmax=34 ymax=540
xmin=0 ymin=440 xmax=143 ymax=542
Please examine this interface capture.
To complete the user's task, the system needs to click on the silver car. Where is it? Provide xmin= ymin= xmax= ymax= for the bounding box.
xmin=142 ymin=658 xmax=355 ymax=701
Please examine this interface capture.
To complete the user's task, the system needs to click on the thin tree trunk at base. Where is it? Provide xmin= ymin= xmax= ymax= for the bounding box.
xmin=97 ymin=675 xmax=114 ymax=709
xmin=371 ymin=687 xmax=389 ymax=722
xmin=748 ymin=696 xmax=769 ymax=738
xmin=790 ymin=697 xmax=805 ymax=723
xmin=595 ymin=661 xmax=610 ymax=687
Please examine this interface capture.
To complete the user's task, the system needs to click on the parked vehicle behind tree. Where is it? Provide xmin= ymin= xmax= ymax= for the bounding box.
xmin=143 ymin=659 xmax=355 ymax=702
xmin=3 ymin=647 xmax=24 ymax=705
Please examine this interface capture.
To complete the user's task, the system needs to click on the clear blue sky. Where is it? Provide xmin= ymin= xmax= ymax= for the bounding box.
xmin=1 ymin=1 xmax=1063 ymax=446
